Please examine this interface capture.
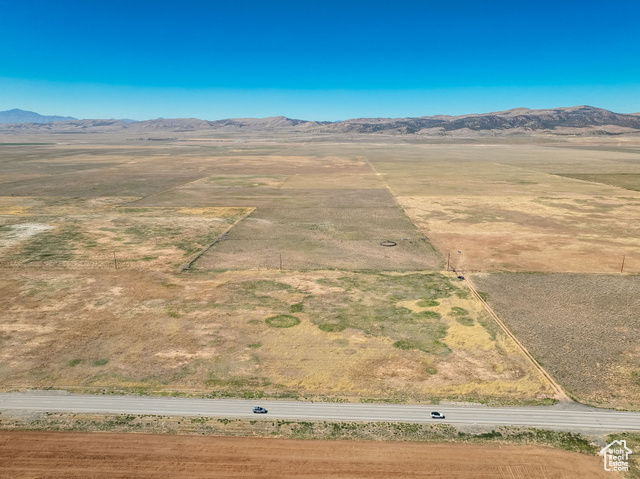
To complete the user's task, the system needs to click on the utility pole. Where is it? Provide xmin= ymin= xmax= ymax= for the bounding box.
xmin=279 ymin=253 xmax=282 ymax=271
xmin=621 ymin=255 xmax=626 ymax=274
xmin=447 ymin=252 xmax=450 ymax=271
xmin=113 ymin=251 xmax=118 ymax=270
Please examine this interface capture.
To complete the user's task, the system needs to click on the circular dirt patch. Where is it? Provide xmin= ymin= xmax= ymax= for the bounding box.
xmin=265 ymin=315 xmax=301 ymax=328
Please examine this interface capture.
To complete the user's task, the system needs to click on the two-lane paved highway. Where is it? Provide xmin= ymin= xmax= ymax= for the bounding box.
xmin=1 ymin=392 xmax=640 ymax=433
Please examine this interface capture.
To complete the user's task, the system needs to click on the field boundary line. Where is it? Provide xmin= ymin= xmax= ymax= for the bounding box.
xmin=360 ymin=156 xmax=443 ymax=263
xmin=119 ymin=174 xmax=214 ymax=207
xmin=463 ymin=277 xmax=572 ymax=402
xmin=179 ymin=207 xmax=256 ymax=272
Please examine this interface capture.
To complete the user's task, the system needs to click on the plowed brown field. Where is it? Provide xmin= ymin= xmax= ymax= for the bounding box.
xmin=0 ymin=431 xmax=613 ymax=479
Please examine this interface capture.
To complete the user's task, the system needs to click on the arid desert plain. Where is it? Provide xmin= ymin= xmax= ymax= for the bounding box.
xmin=1 ymin=131 xmax=639 ymax=477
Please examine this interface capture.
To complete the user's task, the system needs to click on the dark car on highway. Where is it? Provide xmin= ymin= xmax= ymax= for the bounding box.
xmin=253 ymin=406 xmax=268 ymax=414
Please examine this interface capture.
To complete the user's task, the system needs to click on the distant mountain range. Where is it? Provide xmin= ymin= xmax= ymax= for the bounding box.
xmin=0 ymin=108 xmax=76 ymax=124
xmin=2 ymin=106 xmax=640 ymax=136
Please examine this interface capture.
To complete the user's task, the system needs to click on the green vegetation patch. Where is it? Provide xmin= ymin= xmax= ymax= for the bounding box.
xmin=476 ymin=291 xmax=489 ymax=302
xmin=289 ymin=302 xmax=304 ymax=313
xmin=456 ymin=317 xmax=475 ymax=326
xmin=420 ymin=340 xmax=451 ymax=355
xmin=393 ymin=336 xmax=450 ymax=355
xmin=18 ymin=223 xmax=85 ymax=262
xmin=415 ymin=310 xmax=442 ymax=320
xmin=450 ymin=307 xmax=469 ymax=316
xmin=318 ymin=323 xmax=346 ymax=332
xmin=92 ymin=359 xmax=109 ymax=367
xmin=477 ymin=316 xmax=498 ymax=341
xmin=308 ymin=273 xmax=455 ymax=355
xmin=393 ymin=340 xmax=415 ymax=350
xmin=240 ymin=280 xmax=293 ymax=293
xmin=265 ymin=315 xmax=301 ymax=328
xmin=417 ymin=299 xmax=440 ymax=307
xmin=422 ymin=277 xmax=458 ymax=300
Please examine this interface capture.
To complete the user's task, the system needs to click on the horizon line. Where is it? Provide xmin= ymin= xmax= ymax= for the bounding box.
xmin=4 ymin=104 xmax=638 ymax=124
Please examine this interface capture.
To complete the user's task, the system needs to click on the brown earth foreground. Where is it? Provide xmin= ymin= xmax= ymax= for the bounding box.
xmin=0 ymin=431 xmax=613 ymax=479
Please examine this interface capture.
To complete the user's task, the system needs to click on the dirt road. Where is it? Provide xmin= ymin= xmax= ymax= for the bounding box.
xmin=0 ymin=431 xmax=613 ymax=478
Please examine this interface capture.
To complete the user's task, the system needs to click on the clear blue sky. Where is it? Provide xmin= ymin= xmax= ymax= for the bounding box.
xmin=1 ymin=0 xmax=639 ymax=120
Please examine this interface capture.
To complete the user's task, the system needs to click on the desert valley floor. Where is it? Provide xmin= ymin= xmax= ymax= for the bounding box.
xmin=1 ymin=131 xmax=639 ymax=476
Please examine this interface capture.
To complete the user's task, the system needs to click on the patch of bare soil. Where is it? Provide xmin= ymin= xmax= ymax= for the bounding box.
xmin=0 ymin=431 xmax=613 ymax=479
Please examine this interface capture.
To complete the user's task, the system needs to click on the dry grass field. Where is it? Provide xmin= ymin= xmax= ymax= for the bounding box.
xmin=472 ymin=273 xmax=640 ymax=409
xmin=1 ymin=134 xmax=639 ymax=410
xmin=0 ymin=268 xmax=553 ymax=402
xmin=0 ymin=196 xmax=252 ymax=270
xmin=364 ymin=142 xmax=640 ymax=273
xmin=129 ymin=152 xmax=441 ymax=270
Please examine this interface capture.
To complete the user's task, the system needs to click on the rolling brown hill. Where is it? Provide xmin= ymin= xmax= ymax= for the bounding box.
xmin=1 ymin=106 xmax=639 ymax=136
xmin=319 ymin=106 xmax=640 ymax=135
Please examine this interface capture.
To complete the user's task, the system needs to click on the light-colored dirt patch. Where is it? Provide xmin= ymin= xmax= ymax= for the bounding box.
xmin=0 ymin=223 xmax=54 ymax=249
